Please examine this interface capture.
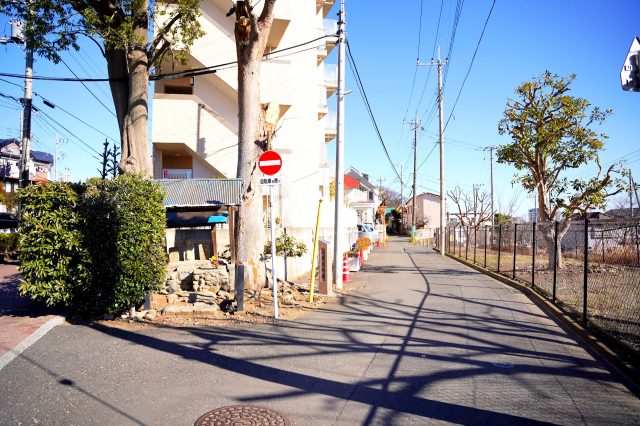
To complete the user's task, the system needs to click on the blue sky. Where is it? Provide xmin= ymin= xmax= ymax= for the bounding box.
xmin=0 ymin=0 xmax=639 ymax=218
xmin=335 ymin=0 xmax=640 ymax=217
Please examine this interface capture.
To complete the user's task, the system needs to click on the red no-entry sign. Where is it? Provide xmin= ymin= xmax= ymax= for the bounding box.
xmin=258 ymin=150 xmax=282 ymax=176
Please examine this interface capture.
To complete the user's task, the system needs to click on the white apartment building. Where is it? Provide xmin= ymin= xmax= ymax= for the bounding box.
xmin=151 ymin=0 xmax=345 ymax=278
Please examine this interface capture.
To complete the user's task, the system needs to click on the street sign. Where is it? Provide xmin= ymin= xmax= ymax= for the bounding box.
xmin=620 ymin=36 xmax=640 ymax=92
xmin=260 ymin=176 xmax=282 ymax=185
xmin=258 ymin=150 xmax=282 ymax=175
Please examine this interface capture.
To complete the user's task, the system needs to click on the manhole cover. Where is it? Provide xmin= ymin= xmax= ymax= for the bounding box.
xmin=492 ymin=361 xmax=515 ymax=369
xmin=194 ymin=405 xmax=292 ymax=426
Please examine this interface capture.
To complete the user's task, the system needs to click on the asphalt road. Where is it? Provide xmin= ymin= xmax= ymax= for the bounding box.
xmin=1 ymin=239 xmax=639 ymax=425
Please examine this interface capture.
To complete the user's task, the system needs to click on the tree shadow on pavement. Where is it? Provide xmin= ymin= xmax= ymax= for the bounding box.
xmin=86 ymin=248 xmax=631 ymax=425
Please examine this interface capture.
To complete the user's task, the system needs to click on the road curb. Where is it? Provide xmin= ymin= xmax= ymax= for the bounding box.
xmin=442 ymin=251 xmax=640 ymax=396
xmin=0 ymin=315 xmax=65 ymax=372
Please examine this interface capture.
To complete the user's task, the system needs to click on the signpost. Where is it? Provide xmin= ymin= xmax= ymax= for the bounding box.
xmin=620 ymin=36 xmax=640 ymax=92
xmin=258 ymin=151 xmax=282 ymax=319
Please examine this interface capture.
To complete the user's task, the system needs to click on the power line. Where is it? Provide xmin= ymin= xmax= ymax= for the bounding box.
xmin=32 ymin=92 xmax=118 ymax=142
xmin=442 ymin=0 xmax=465 ymax=90
xmin=414 ymin=0 xmax=444 ymax=117
xmin=345 ymin=40 xmax=402 ymax=186
xmin=0 ymin=35 xmax=334 ymax=83
xmin=59 ymin=57 xmax=116 ymax=117
xmin=35 ymin=108 xmax=102 ymax=158
xmin=443 ymin=0 xmax=496 ymax=131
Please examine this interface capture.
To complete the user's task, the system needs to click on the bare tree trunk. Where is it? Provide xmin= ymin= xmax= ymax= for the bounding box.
xmin=104 ymin=9 xmax=153 ymax=178
xmin=120 ymin=45 xmax=152 ymax=177
xmin=542 ymin=220 xmax=571 ymax=269
xmin=234 ymin=0 xmax=276 ymax=289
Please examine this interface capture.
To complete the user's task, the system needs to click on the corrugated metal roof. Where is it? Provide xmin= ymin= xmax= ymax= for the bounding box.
xmin=155 ymin=179 xmax=242 ymax=208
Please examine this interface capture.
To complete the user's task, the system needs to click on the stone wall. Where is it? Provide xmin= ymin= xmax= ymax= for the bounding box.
xmin=149 ymin=261 xmax=234 ymax=313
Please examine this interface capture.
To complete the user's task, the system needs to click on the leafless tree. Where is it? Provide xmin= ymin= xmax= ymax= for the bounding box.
xmin=447 ymin=185 xmax=492 ymax=229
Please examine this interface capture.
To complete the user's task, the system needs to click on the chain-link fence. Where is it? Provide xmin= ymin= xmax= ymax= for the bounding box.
xmin=437 ymin=219 xmax=640 ymax=352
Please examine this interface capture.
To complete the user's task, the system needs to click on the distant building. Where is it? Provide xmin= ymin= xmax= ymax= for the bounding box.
xmin=0 ymin=138 xmax=53 ymax=200
xmin=344 ymin=167 xmax=378 ymax=224
xmin=406 ymin=192 xmax=442 ymax=229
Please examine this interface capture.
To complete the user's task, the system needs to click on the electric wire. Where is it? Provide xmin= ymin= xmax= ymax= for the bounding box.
xmin=345 ymin=40 xmax=402 ymax=186
xmin=32 ymin=92 xmax=118 ymax=143
xmin=0 ymin=35 xmax=335 ymax=82
xmin=414 ymin=0 xmax=444 ymax=116
xmin=443 ymin=0 xmax=496 ymax=131
xmin=35 ymin=108 xmax=102 ymax=158
xmin=59 ymin=57 xmax=116 ymax=117
xmin=442 ymin=0 xmax=465 ymax=89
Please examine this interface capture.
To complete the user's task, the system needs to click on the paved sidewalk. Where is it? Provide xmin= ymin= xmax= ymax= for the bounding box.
xmin=0 ymin=264 xmax=63 ymax=368
xmin=0 ymin=238 xmax=639 ymax=425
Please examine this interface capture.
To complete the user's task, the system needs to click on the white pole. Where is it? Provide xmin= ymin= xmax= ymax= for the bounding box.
xmin=269 ymin=184 xmax=278 ymax=320
xmin=333 ymin=0 xmax=346 ymax=289
xmin=437 ymin=48 xmax=446 ymax=256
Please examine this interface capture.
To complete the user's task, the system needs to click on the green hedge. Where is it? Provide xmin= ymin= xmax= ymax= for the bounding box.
xmin=0 ymin=232 xmax=19 ymax=253
xmin=17 ymin=182 xmax=89 ymax=306
xmin=18 ymin=175 xmax=167 ymax=316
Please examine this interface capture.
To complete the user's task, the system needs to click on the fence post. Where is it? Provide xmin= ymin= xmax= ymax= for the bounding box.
xmin=459 ymin=225 xmax=463 ymax=257
xmin=553 ymin=220 xmax=559 ymax=303
xmin=484 ymin=225 xmax=488 ymax=268
xmin=473 ymin=226 xmax=477 ymax=264
xmin=513 ymin=223 xmax=517 ymax=279
xmin=453 ymin=225 xmax=457 ymax=256
xmin=636 ymin=225 xmax=640 ymax=265
xmin=465 ymin=226 xmax=469 ymax=260
xmin=583 ymin=218 xmax=589 ymax=323
xmin=602 ymin=229 xmax=605 ymax=263
xmin=497 ymin=224 xmax=502 ymax=273
xmin=447 ymin=227 xmax=450 ymax=254
xmin=532 ymin=222 xmax=536 ymax=289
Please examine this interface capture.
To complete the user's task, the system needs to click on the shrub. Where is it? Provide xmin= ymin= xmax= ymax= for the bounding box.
xmin=17 ymin=176 xmax=167 ymax=316
xmin=79 ymin=175 xmax=167 ymax=315
xmin=17 ymin=182 xmax=90 ymax=307
xmin=264 ymin=233 xmax=307 ymax=257
xmin=0 ymin=232 xmax=19 ymax=253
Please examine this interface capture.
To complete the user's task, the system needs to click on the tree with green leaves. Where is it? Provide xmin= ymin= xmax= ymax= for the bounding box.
xmin=497 ymin=71 xmax=624 ymax=267
xmin=0 ymin=0 xmax=204 ymax=176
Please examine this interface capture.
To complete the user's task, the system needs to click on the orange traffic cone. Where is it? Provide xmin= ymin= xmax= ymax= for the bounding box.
xmin=342 ymin=253 xmax=350 ymax=282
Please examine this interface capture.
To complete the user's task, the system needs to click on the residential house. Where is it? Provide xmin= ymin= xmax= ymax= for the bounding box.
xmin=344 ymin=167 xmax=378 ymax=224
xmin=0 ymin=138 xmax=53 ymax=210
xmin=406 ymin=191 xmax=443 ymax=230
xmin=151 ymin=0 xmax=341 ymax=278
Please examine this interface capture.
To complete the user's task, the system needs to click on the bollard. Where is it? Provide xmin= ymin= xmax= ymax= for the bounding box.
xmin=235 ymin=263 xmax=245 ymax=312
xmin=342 ymin=253 xmax=350 ymax=282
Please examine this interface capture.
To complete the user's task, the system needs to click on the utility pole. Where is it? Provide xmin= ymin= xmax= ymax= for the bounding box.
xmin=403 ymin=115 xmax=420 ymax=234
xmin=19 ymin=22 xmax=33 ymax=189
xmin=54 ymin=135 xmax=59 ymax=181
xmin=418 ymin=47 xmax=447 ymax=253
xmin=1 ymin=19 xmax=33 ymax=189
xmin=412 ymin=115 xmax=418 ymax=233
xmin=400 ymin=164 xmax=404 ymax=229
xmin=437 ymin=51 xmax=445 ymax=255
xmin=333 ymin=0 xmax=346 ymax=289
